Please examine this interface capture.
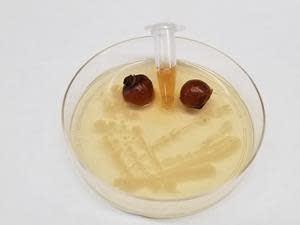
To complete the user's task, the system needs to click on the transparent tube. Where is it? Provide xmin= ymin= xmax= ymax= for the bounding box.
xmin=146 ymin=23 xmax=184 ymax=107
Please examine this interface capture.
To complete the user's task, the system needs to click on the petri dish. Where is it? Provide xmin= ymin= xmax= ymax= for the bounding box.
xmin=62 ymin=36 xmax=265 ymax=218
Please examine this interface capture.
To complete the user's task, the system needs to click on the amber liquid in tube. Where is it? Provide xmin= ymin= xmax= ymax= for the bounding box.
xmin=147 ymin=23 xmax=179 ymax=107
xmin=157 ymin=66 xmax=176 ymax=106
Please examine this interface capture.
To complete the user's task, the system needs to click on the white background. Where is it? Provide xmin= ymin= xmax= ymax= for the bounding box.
xmin=1 ymin=0 xmax=300 ymax=224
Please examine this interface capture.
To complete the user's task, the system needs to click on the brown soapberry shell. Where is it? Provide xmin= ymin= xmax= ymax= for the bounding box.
xmin=180 ymin=79 xmax=213 ymax=109
xmin=122 ymin=74 xmax=154 ymax=106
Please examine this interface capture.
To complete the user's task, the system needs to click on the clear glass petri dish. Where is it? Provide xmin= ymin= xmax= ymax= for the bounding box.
xmin=62 ymin=36 xmax=265 ymax=218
